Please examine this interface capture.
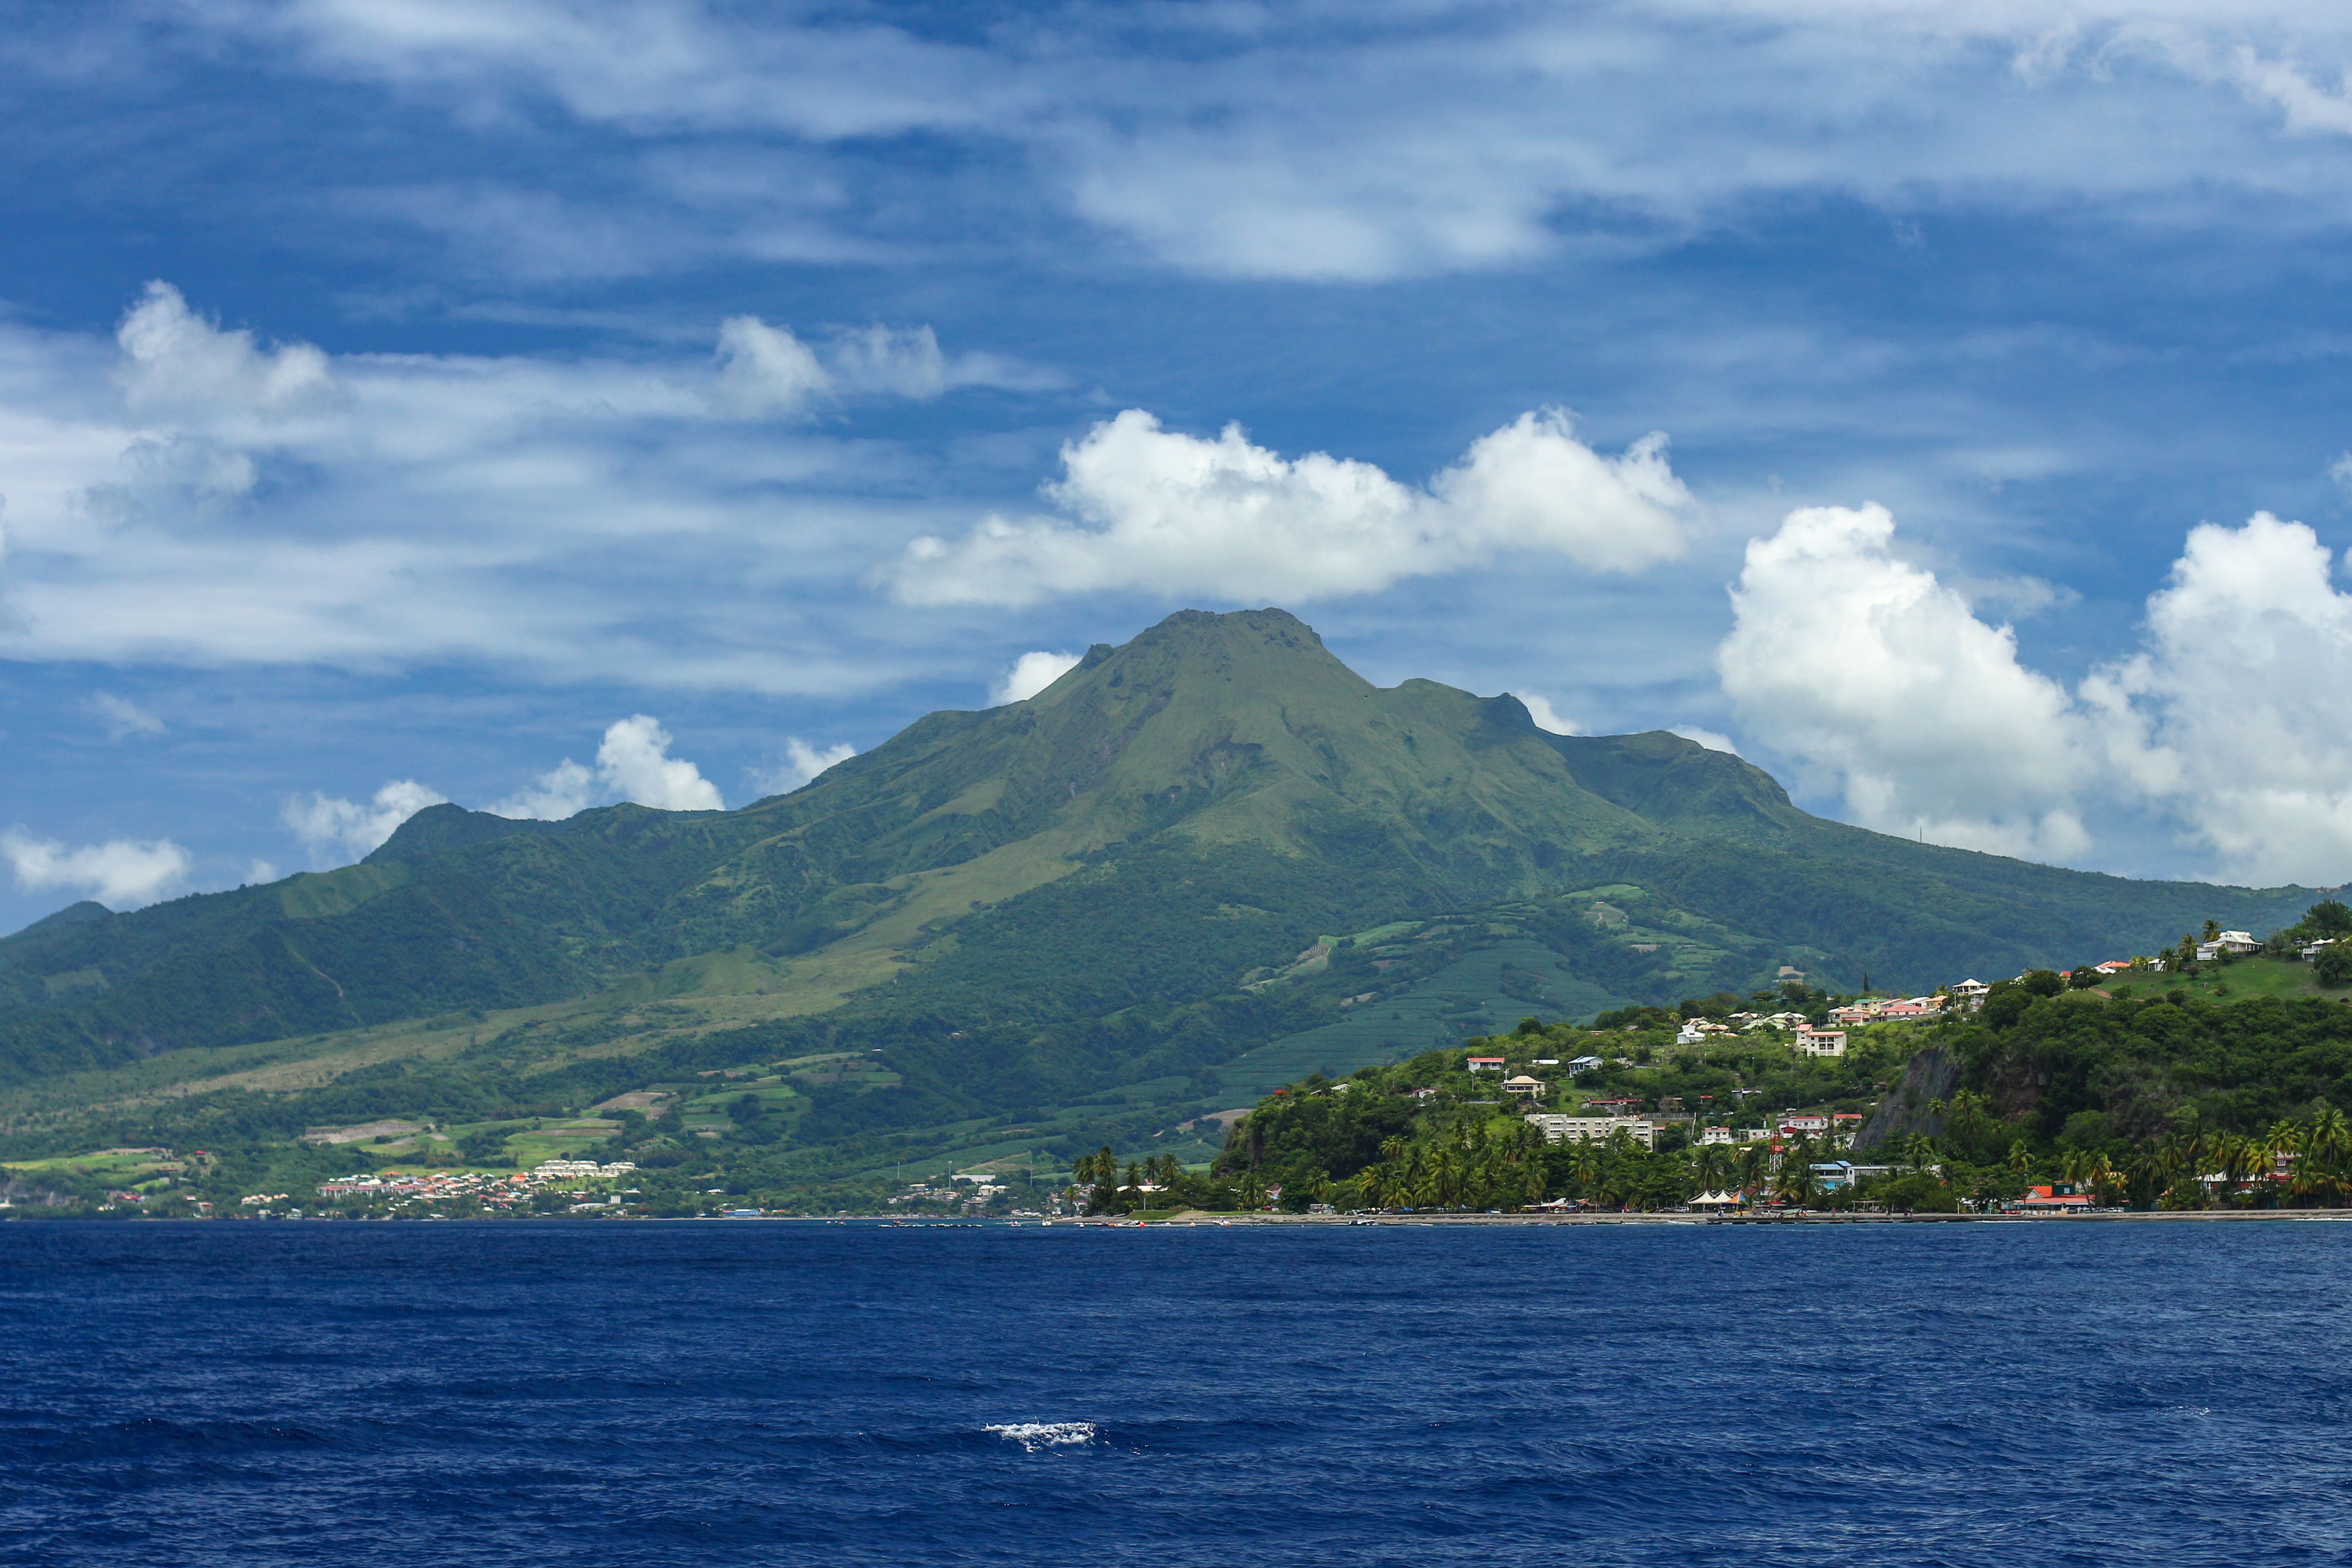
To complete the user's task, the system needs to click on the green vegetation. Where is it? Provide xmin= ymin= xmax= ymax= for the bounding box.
xmin=0 ymin=609 xmax=2330 ymax=1212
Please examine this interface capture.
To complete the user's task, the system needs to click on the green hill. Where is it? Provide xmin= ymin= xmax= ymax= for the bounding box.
xmin=0 ymin=608 xmax=2319 ymax=1195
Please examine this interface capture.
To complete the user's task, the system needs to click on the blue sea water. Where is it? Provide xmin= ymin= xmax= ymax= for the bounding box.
xmin=3 ymin=1221 xmax=2351 ymax=1567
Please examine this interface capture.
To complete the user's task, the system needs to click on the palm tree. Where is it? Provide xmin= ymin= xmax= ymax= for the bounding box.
xmin=1734 ymin=1143 xmax=1770 ymax=1205
xmin=2007 ymin=1139 xmax=2033 ymax=1177
xmin=1693 ymin=1143 xmax=1733 ymax=1198
xmin=1778 ymin=1158 xmax=1820 ymax=1211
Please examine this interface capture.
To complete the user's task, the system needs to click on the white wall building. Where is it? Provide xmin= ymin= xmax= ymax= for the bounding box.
xmin=1524 ymin=1114 xmax=1656 ymax=1150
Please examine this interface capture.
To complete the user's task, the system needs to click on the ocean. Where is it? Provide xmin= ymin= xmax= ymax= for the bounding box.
xmin=2 ymin=1219 xmax=2348 ymax=1566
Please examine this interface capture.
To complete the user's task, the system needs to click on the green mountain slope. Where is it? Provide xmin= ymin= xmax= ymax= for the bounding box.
xmin=0 ymin=608 xmax=2320 ymax=1187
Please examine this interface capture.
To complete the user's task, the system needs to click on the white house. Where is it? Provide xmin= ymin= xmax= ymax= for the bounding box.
xmin=1565 ymin=1055 xmax=1604 ymax=1072
xmin=1948 ymin=979 xmax=1990 ymax=1011
xmin=1795 ymin=1028 xmax=1847 ymax=1058
xmin=2196 ymin=931 xmax=2259 ymax=962
xmin=1467 ymin=1056 xmax=1506 ymax=1072
xmin=1699 ymin=1126 xmax=1735 ymax=1146
xmin=1501 ymin=1074 xmax=1548 ymax=1099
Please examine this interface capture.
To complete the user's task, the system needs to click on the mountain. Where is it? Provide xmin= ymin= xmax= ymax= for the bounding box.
xmin=0 ymin=609 xmax=2318 ymax=1189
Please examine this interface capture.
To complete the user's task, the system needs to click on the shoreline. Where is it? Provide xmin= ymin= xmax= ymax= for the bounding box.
xmin=1036 ymin=1207 xmax=2352 ymax=1227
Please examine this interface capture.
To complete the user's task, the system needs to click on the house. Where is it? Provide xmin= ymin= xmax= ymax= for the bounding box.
xmin=1585 ymin=1096 xmax=1643 ymax=1116
xmin=1948 ymin=979 xmax=1990 ymax=1011
xmin=2094 ymin=960 xmax=2132 ymax=975
xmin=1875 ymin=997 xmax=1940 ymax=1021
xmin=1408 ymin=1087 xmax=1439 ymax=1100
xmin=1467 ymin=1056 xmax=1506 ymax=1072
xmin=1699 ymin=1126 xmax=1735 ymax=1145
xmin=1524 ymin=1114 xmax=1656 ymax=1150
xmin=2196 ymin=930 xmax=2259 ymax=962
xmin=1565 ymin=1055 xmax=1604 ymax=1073
xmin=1828 ymin=1003 xmax=1879 ymax=1027
xmin=1810 ymin=1160 xmax=1856 ymax=1190
xmin=1778 ymin=1113 xmax=1830 ymax=1136
xmin=2304 ymin=940 xmax=2340 ymax=960
xmin=1736 ymin=1127 xmax=1770 ymax=1143
xmin=1501 ymin=1074 xmax=1548 ymax=1099
xmin=1795 ymin=1028 xmax=1847 ymax=1058
xmin=2012 ymin=1184 xmax=2093 ymax=1212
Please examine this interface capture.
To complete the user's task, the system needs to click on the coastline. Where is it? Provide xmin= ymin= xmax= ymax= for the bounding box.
xmin=1038 ymin=1208 xmax=2352 ymax=1227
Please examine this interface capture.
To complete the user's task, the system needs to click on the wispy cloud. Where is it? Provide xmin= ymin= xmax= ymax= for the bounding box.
xmin=88 ymin=692 xmax=165 ymax=739
xmin=0 ymin=284 xmax=1048 ymax=692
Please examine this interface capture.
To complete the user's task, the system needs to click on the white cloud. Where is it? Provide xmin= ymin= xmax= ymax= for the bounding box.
xmin=2330 ymin=451 xmax=2352 ymax=495
xmin=89 ymin=692 xmax=165 ymax=739
xmin=489 ymin=758 xmax=598 ymax=821
xmin=594 ymin=715 xmax=725 ymax=810
xmin=751 ymin=738 xmax=857 ymax=797
xmin=2 ymin=828 xmax=191 ymax=909
xmin=711 ymin=314 xmax=830 ymax=418
xmin=1671 ymin=726 xmax=1742 ymax=756
xmin=158 ymin=2 xmax=2352 ymax=284
xmin=282 ymin=780 xmax=449 ymax=865
xmin=491 ymin=716 xmax=733 ymax=815
xmin=243 ymin=859 xmax=281 ymax=886
xmin=1722 ymin=502 xmax=2352 ymax=883
xmin=2082 ymin=513 xmax=2352 ymax=885
xmin=0 ymin=285 xmax=1036 ymax=692
xmin=1514 ymin=692 xmax=1581 ymax=735
xmin=1720 ymin=503 xmax=2093 ymax=861
xmin=992 ymin=650 xmax=1082 ymax=705
xmin=116 ymin=282 xmax=335 ymax=418
xmin=891 ymin=408 xmax=1695 ymax=607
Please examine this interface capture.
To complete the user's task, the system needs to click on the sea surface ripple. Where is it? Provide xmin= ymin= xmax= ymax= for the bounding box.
xmin=2 ymin=1220 xmax=2349 ymax=1566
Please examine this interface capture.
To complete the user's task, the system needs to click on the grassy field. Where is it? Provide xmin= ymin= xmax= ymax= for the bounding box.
xmin=2098 ymin=956 xmax=2348 ymax=1006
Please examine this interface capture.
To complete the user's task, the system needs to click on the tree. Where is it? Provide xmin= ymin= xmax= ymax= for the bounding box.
xmin=2316 ymin=946 xmax=2352 ymax=988
xmin=2203 ymin=919 xmax=2222 ymax=942
xmin=2304 ymin=900 xmax=2352 ymax=938
xmin=1693 ymin=1143 xmax=1733 ymax=1197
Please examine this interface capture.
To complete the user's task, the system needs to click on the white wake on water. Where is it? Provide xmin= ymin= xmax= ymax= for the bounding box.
xmin=984 ymin=1422 xmax=1097 ymax=1452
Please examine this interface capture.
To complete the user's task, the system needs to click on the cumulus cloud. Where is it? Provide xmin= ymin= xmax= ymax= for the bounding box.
xmin=491 ymin=716 xmax=731 ymax=817
xmin=711 ymin=314 xmax=830 ymax=417
xmin=282 ymin=780 xmax=449 ymax=865
xmin=596 ymin=715 xmax=725 ymax=810
xmin=2 ymin=828 xmax=192 ymax=909
xmin=89 ymin=692 xmax=165 ymax=739
xmin=490 ymin=758 xmax=599 ymax=821
xmin=1671 ymin=727 xmax=1741 ymax=756
xmin=2083 ymin=513 xmax=2352 ymax=885
xmin=992 ymin=650 xmax=1082 ymax=705
xmin=751 ymin=738 xmax=857 ymax=797
xmin=891 ymin=409 xmax=1695 ymax=607
xmin=1514 ymin=692 xmax=1581 ymax=736
xmin=115 ymin=282 xmax=335 ymax=418
xmin=1722 ymin=502 xmax=2352 ymax=883
xmin=1721 ymin=503 xmax=2094 ymax=860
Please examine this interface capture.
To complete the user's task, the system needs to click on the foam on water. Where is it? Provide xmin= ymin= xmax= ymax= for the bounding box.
xmin=984 ymin=1421 xmax=1097 ymax=1451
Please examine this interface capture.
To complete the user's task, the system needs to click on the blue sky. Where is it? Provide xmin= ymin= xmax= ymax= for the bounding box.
xmin=7 ymin=0 xmax=2352 ymax=932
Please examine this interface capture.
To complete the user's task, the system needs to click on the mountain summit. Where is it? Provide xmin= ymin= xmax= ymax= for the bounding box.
xmin=0 ymin=609 xmax=2315 ymax=1177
